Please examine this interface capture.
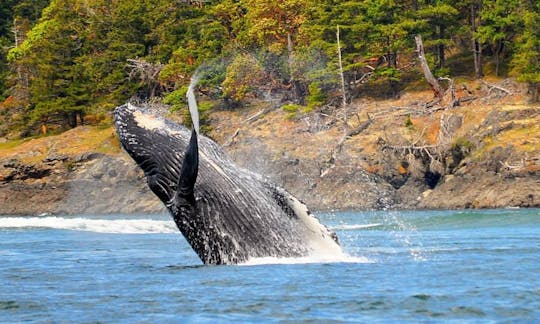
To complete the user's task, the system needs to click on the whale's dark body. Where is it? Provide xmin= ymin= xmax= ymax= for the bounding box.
xmin=114 ymin=103 xmax=341 ymax=264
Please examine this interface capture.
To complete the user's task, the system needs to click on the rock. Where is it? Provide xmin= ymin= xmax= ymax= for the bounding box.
xmin=43 ymin=154 xmax=69 ymax=165
xmin=0 ymin=152 xmax=165 ymax=215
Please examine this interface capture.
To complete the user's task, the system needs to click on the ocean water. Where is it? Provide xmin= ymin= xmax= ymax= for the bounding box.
xmin=1 ymin=209 xmax=539 ymax=322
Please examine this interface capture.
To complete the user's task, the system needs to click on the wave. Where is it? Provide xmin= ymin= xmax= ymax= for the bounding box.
xmin=0 ymin=216 xmax=177 ymax=234
xmin=322 ymin=208 xmax=540 ymax=232
xmin=330 ymin=223 xmax=383 ymax=231
xmin=241 ymin=255 xmax=371 ymax=266
xmin=402 ymin=209 xmax=540 ymax=230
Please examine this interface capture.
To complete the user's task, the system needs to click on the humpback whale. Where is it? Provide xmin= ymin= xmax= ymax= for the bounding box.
xmin=114 ymin=103 xmax=342 ymax=265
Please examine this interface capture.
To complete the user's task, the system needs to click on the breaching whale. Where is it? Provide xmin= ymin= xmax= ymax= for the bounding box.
xmin=114 ymin=103 xmax=342 ymax=265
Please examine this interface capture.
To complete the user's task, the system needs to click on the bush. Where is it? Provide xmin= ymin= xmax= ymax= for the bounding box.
xmin=404 ymin=114 xmax=414 ymax=129
xmin=305 ymin=82 xmax=326 ymax=112
xmin=282 ymin=103 xmax=302 ymax=119
xmin=222 ymin=54 xmax=265 ymax=103
xmin=450 ymin=136 xmax=474 ymax=167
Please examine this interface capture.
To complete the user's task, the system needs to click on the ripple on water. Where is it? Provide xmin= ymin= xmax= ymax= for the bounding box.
xmin=0 ymin=301 xmax=19 ymax=310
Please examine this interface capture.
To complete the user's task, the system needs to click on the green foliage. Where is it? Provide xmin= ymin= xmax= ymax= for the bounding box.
xmin=281 ymin=103 xmax=303 ymax=119
xmin=375 ymin=67 xmax=401 ymax=82
xmin=222 ymin=53 xmax=265 ymax=102
xmin=164 ymin=87 xmax=189 ymax=112
xmin=0 ymin=0 xmax=50 ymax=100
xmin=0 ymin=0 xmax=538 ymax=136
xmin=509 ymin=2 xmax=540 ymax=101
xmin=404 ymin=114 xmax=414 ymax=130
xmin=306 ymin=82 xmax=326 ymax=111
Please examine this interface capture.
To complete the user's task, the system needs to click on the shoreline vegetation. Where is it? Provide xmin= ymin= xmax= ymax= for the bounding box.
xmin=0 ymin=1 xmax=539 ymax=214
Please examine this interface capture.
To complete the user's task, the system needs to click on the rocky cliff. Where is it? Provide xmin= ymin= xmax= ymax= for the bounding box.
xmin=1 ymin=81 xmax=539 ymax=215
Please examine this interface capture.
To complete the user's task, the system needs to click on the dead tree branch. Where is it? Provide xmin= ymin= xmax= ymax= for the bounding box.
xmin=126 ymin=59 xmax=164 ymax=98
xmin=415 ymin=35 xmax=443 ymax=99
xmin=336 ymin=117 xmax=373 ymax=153
xmin=223 ymin=129 xmax=241 ymax=147
xmin=480 ymin=80 xmax=513 ymax=95
xmin=242 ymin=106 xmax=275 ymax=124
xmin=320 ymin=117 xmax=373 ymax=178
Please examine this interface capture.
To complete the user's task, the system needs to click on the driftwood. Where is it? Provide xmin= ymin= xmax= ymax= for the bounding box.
xmin=458 ymin=96 xmax=478 ymax=103
xmin=320 ymin=117 xmax=373 ymax=178
xmin=336 ymin=117 xmax=373 ymax=153
xmin=481 ymin=80 xmax=513 ymax=95
xmin=439 ymin=77 xmax=458 ymax=107
xmin=242 ymin=106 xmax=275 ymax=124
xmin=500 ymin=160 xmax=525 ymax=171
xmin=223 ymin=128 xmax=240 ymax=147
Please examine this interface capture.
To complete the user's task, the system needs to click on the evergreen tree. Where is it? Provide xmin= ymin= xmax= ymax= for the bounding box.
xmin=417 ymin=1 xmax=459 ymax=71
xmin=510 ymin=0 xmax=540 ymax=102
xmin=478 ymin=0 xmax=520 ymax=76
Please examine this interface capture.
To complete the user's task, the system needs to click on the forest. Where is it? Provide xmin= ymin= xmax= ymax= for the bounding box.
xmin=0 ymin=0 xmax=539 ymax=137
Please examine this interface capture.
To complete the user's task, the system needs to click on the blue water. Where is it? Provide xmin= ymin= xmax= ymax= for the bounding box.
xmin=1 ymin=209 xmax=539 ymax=322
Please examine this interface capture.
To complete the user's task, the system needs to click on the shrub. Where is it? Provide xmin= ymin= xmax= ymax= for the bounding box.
xmin=222 ymin=54 xmax=265 ymax=103
xmin=282 ymin=103 xmax=302 ymax=119
xmin=305 ymin=82 xmax=326 ymax=112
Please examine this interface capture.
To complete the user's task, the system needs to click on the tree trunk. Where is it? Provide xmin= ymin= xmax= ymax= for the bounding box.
xmin=531 ymin=83 xmax=539 ymax=103
xmin=336 ymin=25 xmax=348 ymax=128
xmin=495 ymin=39 xmax=502 ymax=77
xmin=12 ymin=17 xmax=30 ymax=101
xmin=69 ymin=112 xmax=77 ymax=128
xmin=438 ymin=25 xmax=445 ymax=69
xmin=415 ymin=35 xmax=443 ymax=99
xmin=40 ymin=122 xmax=48 ymax=135
xmin=471 ymin=3 xmax=483 ymax=79
xmin=287 ymin=31 xmax=301 ymax=104
xmin=78 ymin=111 xmax=85 ymax=126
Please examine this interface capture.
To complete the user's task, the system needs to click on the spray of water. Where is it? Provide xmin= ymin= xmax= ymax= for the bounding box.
xmin=385 ymin=211 xmax=428 ymax=261
xmin=187 ymin=74 xmax=200 ymax=134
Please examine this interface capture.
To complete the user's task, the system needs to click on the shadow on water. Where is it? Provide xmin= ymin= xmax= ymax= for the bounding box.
xmin=162 ymin=264 xmax=206 ymax=271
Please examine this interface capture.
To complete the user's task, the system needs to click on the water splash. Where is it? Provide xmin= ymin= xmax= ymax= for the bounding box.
xmin=331 ymin=223 xmax=383 ymax=231
xmin=186 ymin=74 xmax=200 ymax=134
xmin=241 ymin=253 xmax=371 ymax=266
xmin=0 ymin=216 xmax=177 ymax=234
xmin=384 ymin=211 xmax=427 ymax=261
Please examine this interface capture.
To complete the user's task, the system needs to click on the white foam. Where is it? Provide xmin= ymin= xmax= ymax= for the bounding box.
xmin=241 ymin=252 xmax=372 ymax=266
xmin=331 ymin=223 xmax=383 ymax=230
xmin=0 ymin=216 xmax=177 ymax=234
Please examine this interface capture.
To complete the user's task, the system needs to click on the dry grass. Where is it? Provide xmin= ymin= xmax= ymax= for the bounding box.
xmin=0 ymin=126 xmax=121 ymax=163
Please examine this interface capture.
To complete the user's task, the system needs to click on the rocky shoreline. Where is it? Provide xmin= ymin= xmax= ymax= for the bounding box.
xmin=0 ymin=153 xmax=165 ymax=215
xmin=1 ymin=133 xmax=538 ymax=216
xmin=1 ymin=87 xmax=539 ymax=215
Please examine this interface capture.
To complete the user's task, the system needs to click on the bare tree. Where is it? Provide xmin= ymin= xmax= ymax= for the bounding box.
xmin=415 ymin=35 xmax=443 ymax=100
xmin=127 ymin=59 xmax=164 ymax=98
xmin=337 ymin=25 xmax=348 ymax=128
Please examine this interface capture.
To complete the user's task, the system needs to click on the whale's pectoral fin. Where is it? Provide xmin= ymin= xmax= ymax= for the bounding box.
xmin=114 ymin=104 xmax=185 ymax=204
xmin=270 ymin=186 xmax=340 ymax=245
xmin=175 ymin=129 xmax=199 ymax=206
